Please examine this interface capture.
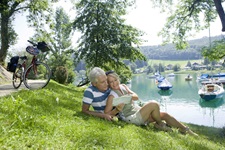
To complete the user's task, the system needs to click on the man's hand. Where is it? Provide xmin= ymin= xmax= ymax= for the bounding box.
xmin=102 ymin=113 xmax=113 ymax=121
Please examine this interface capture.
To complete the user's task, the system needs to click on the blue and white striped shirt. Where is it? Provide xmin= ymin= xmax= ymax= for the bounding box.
xmin=82 ymin=86 xmax=110 ymax=113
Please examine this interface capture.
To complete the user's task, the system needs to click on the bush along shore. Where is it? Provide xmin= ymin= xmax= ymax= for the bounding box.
xmin=0 ymin=80 xmax=225 ymax=149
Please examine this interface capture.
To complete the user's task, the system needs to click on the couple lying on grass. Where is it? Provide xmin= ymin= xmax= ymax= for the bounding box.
xmin=82 ymin=67 xmax=198 ymax=136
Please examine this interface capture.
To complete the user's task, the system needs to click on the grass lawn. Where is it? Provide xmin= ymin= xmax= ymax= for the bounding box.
xmin=0 ymin=81 xmax=225 ymax=149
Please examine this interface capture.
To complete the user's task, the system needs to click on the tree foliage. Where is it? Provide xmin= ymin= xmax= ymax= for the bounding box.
xmin=202 ymin=38 xmax=225 ymax=61
xmin=32 ymin=7 xmax=76 ymax=84
xmin=0 ymin=0 xmax=58 ymax=65
xmin=153 ymin=0 xmax=222 ymax=50
xmin=73 ymin=0 xmax=146 ymax=76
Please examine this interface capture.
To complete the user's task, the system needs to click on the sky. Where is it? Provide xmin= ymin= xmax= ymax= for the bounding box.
xmin=11 ymin=0 xmax=224 ymax=51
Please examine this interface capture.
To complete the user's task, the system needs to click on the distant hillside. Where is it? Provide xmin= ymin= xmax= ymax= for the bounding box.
xmin=140 ymin=35 xmax=223 ymax=60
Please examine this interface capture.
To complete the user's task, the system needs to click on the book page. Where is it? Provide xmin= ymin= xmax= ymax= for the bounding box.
xmin=112 ymin=95 xmax=132 ymax=106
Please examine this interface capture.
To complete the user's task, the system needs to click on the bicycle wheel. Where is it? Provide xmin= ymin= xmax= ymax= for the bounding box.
xmin=12 ymin=67 xmax=22 ymax=89
xmin=77 ymin=78 xmax=90 ymax=87
xmin=23 ymin=62 xmax=51 ymax=89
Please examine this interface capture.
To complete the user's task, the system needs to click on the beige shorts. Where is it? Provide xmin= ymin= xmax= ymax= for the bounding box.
xmin=123 ymin=111 xmax=146 ymax=126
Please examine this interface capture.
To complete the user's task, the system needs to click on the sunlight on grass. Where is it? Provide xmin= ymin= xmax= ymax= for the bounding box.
xmin=0 ymin=80 xmax=224 ymax=149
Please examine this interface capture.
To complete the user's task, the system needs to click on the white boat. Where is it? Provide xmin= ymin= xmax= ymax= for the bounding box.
xmin=185 ymin=74 xmax=192 ymax=81
xmin=148 ymin=72 xmax=161 ymax=79
xmin=167 ymin=73 xmax=175 ymax=77
xmin=157 ymin=79 xmax=173 ymax=90
xmin=198 ymin=83 xmax=225 ymax=101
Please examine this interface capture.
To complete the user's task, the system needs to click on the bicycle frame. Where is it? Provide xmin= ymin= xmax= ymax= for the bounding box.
xmin=24 ymin=55 xmax=38 ymax=79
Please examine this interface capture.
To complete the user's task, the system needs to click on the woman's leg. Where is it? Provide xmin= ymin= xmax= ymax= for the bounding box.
xmin=139 ymin=100 xmax=197 ymax=136
xmin=139 ymin=101 xmax=172 ymax=131
xmin=160 ymin=112 xmax=198 ymax=136
xmin=139 ymin=100 xmax=162 ymax=123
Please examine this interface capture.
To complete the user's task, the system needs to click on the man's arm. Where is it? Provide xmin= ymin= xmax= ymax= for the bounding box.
xmin=82 ymin=103 xmax=112 ymax=121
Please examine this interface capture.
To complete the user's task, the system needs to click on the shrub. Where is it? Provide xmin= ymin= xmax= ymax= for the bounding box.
xmin=55 ymin=66 xmax=68 ymax=84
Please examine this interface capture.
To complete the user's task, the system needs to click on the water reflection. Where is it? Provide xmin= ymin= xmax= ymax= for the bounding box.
xmin=158 ymin=90 xmax=173 ymax=96
xmin=199 ymin=98 xmax=224 ymax=108
xmin=199 ymin=98 xmax=225 ymax=127
xmin=158 ymin=90 xmax=173 ymax=111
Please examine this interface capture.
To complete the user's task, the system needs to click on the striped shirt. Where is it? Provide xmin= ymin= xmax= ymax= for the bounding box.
xmin=82 ymin=86 xmax=110 ymax=113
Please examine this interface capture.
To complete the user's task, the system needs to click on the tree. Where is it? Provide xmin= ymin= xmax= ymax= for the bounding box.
xmin=32 ymin=7 xmax=76 ymax=84
xmin=73 ymin=0 xmax=146 ymax=77
xmin=202 ymin=38 xmax=225 ymax=61
xmin=146 ymin=65 xmax=154 ymax=75
xmin=173 ymin=64 xmax=181 ymax=72
xmin=0 ymin=0 xmax=58 ymax=65
xmin=158 ymin=63 xmax=164 ymax=72
xmin=152 ymin=0 xmax=225 ymax=49
xmin=186 ymin=60 xmax=191 ymax=67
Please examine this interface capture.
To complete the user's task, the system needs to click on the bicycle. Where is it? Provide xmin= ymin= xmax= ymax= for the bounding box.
xmin=12 ymin=40 xmax=51 ymax=90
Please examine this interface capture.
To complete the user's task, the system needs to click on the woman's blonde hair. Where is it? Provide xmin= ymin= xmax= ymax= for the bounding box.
xmin=106 ymin=72 xmax=120 ymax=84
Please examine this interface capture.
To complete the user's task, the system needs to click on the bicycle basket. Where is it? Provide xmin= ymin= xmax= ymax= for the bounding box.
xmin=26 ymin=46 xmax=39 ymax=55
xmin=37 ymin=41 xmax=50 ymax=52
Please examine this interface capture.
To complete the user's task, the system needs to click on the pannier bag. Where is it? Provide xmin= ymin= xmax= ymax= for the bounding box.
xmin=7 ymin=56 xmax=19 ymax=72
xmin=26 ymin=46 xmax=39 ymax=55
xmin=37 ymin=41 xmax=50 ymax=52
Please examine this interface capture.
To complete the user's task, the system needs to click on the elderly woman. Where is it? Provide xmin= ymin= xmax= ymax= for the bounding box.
xmin=104 ymin=71 xmax=198 ymax=136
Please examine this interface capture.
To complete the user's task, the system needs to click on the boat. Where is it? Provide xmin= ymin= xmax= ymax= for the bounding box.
xmin=197 ymin=73 xmax=210 ymax=82
xmin=201 ymin=78 xmax=225 ymax=85
xmin=155 ymin=75 xmax=165 ymax=83
xmin=198 ymin=83 xmax=225 ymax=101
xmin=185 ymin=74 xmax=192 ymax=81
xmin=148 ymin=72 xmax=161 ymax=79
xmin=197 ymin=73 xmax=225 ymax=82
xmin=157 ymin=79 xmax=173 ymax=90
xmin=167 ymin=73 xmax=175 ymax=77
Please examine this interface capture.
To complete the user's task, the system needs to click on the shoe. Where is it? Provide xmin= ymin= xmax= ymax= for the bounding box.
xmin=179 ymin=127 xmax=198 ymax=136
xmin=154 ymin=122 xmax=173 ymax=132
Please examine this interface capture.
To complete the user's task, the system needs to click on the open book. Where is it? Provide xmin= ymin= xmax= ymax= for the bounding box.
xmin=112 ymin=95 xmax=132 ymax=106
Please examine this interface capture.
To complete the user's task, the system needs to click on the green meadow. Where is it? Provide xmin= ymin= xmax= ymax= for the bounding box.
xmin=0 ymin=81 xmax=224 ymax=149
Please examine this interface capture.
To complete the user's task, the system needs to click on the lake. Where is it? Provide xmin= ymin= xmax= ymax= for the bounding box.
xmin=129 ymin=73 xmax=225 ymax=128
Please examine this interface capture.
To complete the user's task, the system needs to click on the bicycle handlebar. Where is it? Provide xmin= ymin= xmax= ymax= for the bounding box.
xmin=27 ymin=40 xmax=37 ymax=46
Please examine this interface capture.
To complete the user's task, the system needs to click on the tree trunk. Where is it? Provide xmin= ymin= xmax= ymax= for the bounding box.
xmin=214 ymin=0 xmax=225 ymax=32
xmin=0 ymin=13 xmax=10 ymax=65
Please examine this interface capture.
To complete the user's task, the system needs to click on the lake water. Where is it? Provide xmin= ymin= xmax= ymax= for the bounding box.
xmin=129 ymin=73 xmax=225 ymax=128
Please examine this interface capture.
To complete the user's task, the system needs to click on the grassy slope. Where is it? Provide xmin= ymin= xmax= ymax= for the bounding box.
xmin=0 ymin=81 xmax=224 ymax=149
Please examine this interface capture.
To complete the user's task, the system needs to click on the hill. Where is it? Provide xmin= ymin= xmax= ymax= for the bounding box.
xmin=0 ymin=81 xmax=225 ymax=149
xmin=140 ymin=35 xmax=223 ymax=60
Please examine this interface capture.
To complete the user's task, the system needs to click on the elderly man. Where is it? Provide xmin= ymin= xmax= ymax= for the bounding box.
xmin=82 ymin=67 xmax=114 ymax=121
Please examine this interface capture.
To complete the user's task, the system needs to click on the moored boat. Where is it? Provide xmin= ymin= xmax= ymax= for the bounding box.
xmin=198 ymin=83 xmax=225 ymax=101
xmin=185 ymin=74 xmax=192 ymax=81
xmin=157 ymin=79 xmax=173 ymax=90
xmin=155 ymin=75 xmax=165 ymax=83
xmin=197 ymin=73 xmax=225 ymax=82
xmin=167 ymin=73 xmax=175 ymax=77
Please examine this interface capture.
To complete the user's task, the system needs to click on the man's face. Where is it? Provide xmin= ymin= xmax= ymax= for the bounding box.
xmin=93 ymin=75 xmax=108 ymax=92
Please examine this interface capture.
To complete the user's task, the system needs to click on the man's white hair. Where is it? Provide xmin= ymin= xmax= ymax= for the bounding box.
xmin=89 ymin=67 xmax=105 ymax=83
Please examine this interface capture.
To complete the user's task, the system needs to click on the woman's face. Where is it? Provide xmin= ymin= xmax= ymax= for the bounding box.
xmin=107 ymin=75 xmax=120 ymax=90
